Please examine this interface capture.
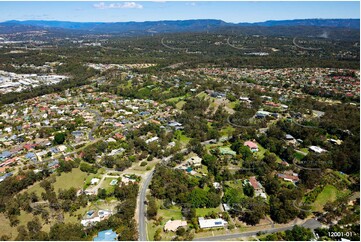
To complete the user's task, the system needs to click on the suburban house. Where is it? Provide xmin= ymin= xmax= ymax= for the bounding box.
xmin=246 ymin=176 xmax=267 ymax=199
xmin=81 ymin=210 xmax=112 ymax=227
xmin=256 ymin=110 xmax=270 ymax=119
xmin=0 ymin=150 xmax=12 ymax=161
xmin=239 ymin=96 xmax=251 ymax=103
xmin=164 ymin=220 xmax=187 ymax=232
xmin=309 ymin=145 xmax=327 ymax=153
xmin=244 ymin=141 xmax=259 ymax=152
xmin=145 ymin=136 xmax=159 ymax=144
xmin=198 ymin=217 xmax=228 ymax=229
xmin=285 ymin=134 xmax=297 ymax=146
xmin=186 ymin=156 xmax=202 ymax=167
xmin=277 ymin=172 xmax=300 ymax=184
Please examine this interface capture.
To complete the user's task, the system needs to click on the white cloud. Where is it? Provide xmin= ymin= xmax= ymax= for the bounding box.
xmin=93 ymin=2 xmax=143 ymax=10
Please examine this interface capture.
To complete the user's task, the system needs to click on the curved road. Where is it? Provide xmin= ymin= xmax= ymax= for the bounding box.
xmin=293 ymin=37 xmax=322 ymax=51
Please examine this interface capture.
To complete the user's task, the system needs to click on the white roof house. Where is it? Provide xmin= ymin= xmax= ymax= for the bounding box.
xmin=81 ymin=217 xmax=101 ymax=227
xmin=213 ymin=182 xmax=221 ymax=189
xmin=91 ymin=178 xmax=100 ymax=185
xmin=58 ymin=145 xmax=67 ymax=152
xmin=198 ymin=217 xmax=228 ymax=229
xmin=164 ymin=220 xmax=187 ymax=232
xmin=186 ymin=156 xmax=202 ymax=167
xmin=309 ymin=146 xmax=327 ymax=153
xmin=145 ymin=136 xmax=159 ymax=144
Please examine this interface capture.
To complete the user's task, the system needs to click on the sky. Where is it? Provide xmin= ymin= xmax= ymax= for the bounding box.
xmin=0 ymin=1 xmax=359 ymax=23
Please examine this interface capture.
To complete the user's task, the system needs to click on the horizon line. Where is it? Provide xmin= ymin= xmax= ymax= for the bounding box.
xmin=2 ymin=17 xmax=360 ymax=25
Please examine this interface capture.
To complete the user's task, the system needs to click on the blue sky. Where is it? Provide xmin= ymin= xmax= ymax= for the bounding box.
xmin=0 ymin=1 xmax=359 ymax=23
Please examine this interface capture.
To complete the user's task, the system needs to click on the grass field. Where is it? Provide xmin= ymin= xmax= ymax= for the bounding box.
xmin=158 ymin=206 xmax=183 ymax=221
xmin=225 ymin=180 xmax=244 ymax=192
xmin=196 ymin=207 xmax=222 ymax=217
xmin=312 ymin=185 xmax=348 ymax=212
xmin=254 ymin=143 xmax=266 ymax=160
xmin=174 ymin=130 xmax=191 ymax=146
xmin=0 ymin=210 xmax=52 ymax=240
xmin=53 ymin=168 xmax=88 ymax=193
xmin=294 ymin=152 xmax=306 ymax=160
xmin=101 ymin=177 xmax=118 ymax=194
xmin=176 ymin=100 xmax=186 ymax=110
xmin=300 ymin=148 xmax=309 ymax=154
xmin=26 ymin=168 xmax=88 ymax=197
xmin=0 ymin=212 xmax=19 ymax=240
xmin=220 ymin=126 xmax=235 ymax=137
xmin=196 ymin=91 xmax=208 ymax=99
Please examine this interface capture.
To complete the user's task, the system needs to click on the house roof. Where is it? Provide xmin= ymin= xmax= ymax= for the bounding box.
xmin=249 ymin=176 xmax=260 ymax=190
xmin=164 ymin=220 xmax=187 ymax=232
xmin=244 ymin=141 xmax=258 ymax=149
xmin=285 ymin=134 xmax=294 ymax=140
xmin=198 ymin=217 xmax=228 ymax=229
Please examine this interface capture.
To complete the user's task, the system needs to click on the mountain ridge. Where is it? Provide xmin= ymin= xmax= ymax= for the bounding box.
xmin=3 ymin=18 xmax=360 ymax=30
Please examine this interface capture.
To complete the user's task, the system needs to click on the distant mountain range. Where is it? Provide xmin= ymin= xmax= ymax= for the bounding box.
xmin=0 ymin=18 xmax=359 ymax=37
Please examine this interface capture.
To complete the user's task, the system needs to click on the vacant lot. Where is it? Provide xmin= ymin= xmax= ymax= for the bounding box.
xmin=313 ymin=185 xmax=348 ymax=212
xmin=26 ymin=168 xmax=88 ymax=197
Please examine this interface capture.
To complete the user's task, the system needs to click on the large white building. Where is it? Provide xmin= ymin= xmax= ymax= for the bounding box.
xmin=198 ymin=217 xmax=228 ymax=229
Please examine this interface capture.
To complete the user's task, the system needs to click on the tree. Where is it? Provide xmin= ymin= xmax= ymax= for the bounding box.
xmin=49 ymin=223 xmax=86 ymax=241
xmin=176 ymin=227 xmax=186 ymax=236
xmin=16 ymin=226 xmax=29 ymax=241
xmin=223 ymin=187 xmax=242 ymax=205
xmin=284 ymin=225 xmax=314 ymax=241
xmin=235 ymin=197 xmax=268 ymax=226
xmin=154 ymin=228 xmax=162 ymax=241
xmin=147 ymin=196 xmax=157 ymax=219
xmin=188 ymin=188 xmax=209 ymax=208
xmin=243 ymin=183 xmax=255 ymax=197
xmin=97 ymin=188 xmax=107 ymax=199
xmin=27 ymin=216 xmax=42 ymax=234
xmin=54 ymin=132 xmax=66 ymax=145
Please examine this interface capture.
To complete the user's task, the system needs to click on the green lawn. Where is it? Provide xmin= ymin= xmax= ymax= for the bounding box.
xmin=254 ymin=143 xmax=282 ymax=162
xmin=176 ymin=100 xmax=186 ymax=110
xmin=225 ymin=180 xmax=244 ymax=192
xmin=254 ymin=143 xmax=266 ymax=160
xmin=147 ymin=221 xmax=159 ymax=241
xmin=226 ymin=101 xmax=238 ymax=109
xmin=53 ymin=168 xmax=88 ymax=193
xmin=147 ymin=204 xmax=182 ymax=241
xmin=174 ymin=130 xmax=191 ymax=146
xmin=0 ymin=212 xmax=19 ymax=240
xmin=166 ymin=95 xmax=186 ymax=103
xmin=195 ymin=165 xmax=208 ymax=175
xmin=101 ymin=177 xmax=119 ymax=194
xmin=84 ymin=174 xmax=102 ymax=188
xmin=26 ymin=168 xmax=88 ymax=197
xmin=300 ymin=148 xmax=309 ymax=154
xmin=196 ymin=91 xmax=208 ymax=98
xmin=220 ymin=126 xmax=235 ymax=137
xmin=312 ymin=185 xmax=348 ymax=212
xmin=196 ymin=207 xmax=221 ymax=217
xmin=25 ymin=180 xmax=46 ymax=198
xmin=158 ymin=206 xmax=183 ymax=221
xmin=294 ymin=152 xmax=305 ymax=161
xmin=0 ymin=209 xmax=52 ymax=240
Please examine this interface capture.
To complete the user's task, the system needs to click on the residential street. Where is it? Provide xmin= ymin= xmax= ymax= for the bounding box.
xmin=193 ymin=219 xmax=322 ymax=241
xmin=138 ymin=170 xmax=154 ymax=241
